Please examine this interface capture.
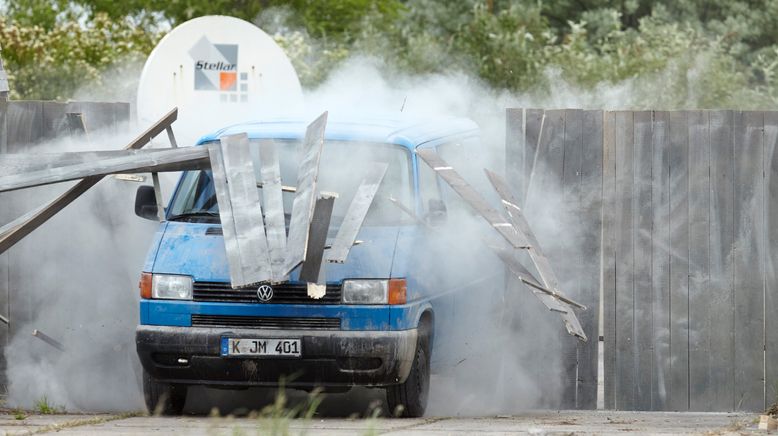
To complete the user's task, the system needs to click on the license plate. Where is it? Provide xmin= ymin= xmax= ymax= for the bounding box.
xmin=221 ymin=338 xmax=301 ymax=357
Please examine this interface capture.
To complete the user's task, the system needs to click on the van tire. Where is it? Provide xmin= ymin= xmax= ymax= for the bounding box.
xmin=143 ymin=370 xmax=187 ymax=415
xmin=386 ymin=333 xmax=430 ymax=417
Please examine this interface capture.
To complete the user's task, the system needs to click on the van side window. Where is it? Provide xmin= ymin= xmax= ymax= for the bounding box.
xmin=418 ymin=155 xmax=441 ymax=214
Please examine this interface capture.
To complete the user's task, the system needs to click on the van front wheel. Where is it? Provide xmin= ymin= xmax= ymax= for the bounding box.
xmin=386 ymin=335 xmax=430 ymax=417
xmin=143 ymin=370 xmax=187 ymax=415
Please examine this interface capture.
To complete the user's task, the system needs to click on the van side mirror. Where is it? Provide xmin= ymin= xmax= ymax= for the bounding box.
xmin=135 ymin=185 xmax=159 ymax=221
xmin=426 ymin=199 xmax=447 ymax=226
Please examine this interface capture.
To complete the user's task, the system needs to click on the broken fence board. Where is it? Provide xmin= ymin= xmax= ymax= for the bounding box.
xmin=418 ymin=150 xmax=527 ymax=249
xmin=208 ymin=143 xmax=244 ymax=286
xmin=505 ymin=108 xmax=525 ymax=205
xmin=284 ymin=112 xmax=328 ymax=276
xmin=299 ymin=194 xmax=336 ymax=284
xmin=218 ymin=134 xmax=272 ymax=287
xmin=0 ymin=108 xmax=178 ymax=255
xmin=259 ymin=141 xmax=288 ymax=282
xmin=0 ymin=146 xmax=210 ymax=193
xmin=327 ymin=162 xmax=389 ymax=263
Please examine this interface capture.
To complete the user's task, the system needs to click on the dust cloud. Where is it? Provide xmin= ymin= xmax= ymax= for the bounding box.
xmin=0 ymin=46 xmax=612 ymax=414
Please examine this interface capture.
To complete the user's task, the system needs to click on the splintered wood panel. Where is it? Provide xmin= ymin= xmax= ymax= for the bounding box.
xmin=614 ymin=110 xmax=635 ymax=410
xmin=602 ymin=110 xmax=617 ymax=410
xmin=505 ymin=108 xmax=525 ymax=205
xmin=707 ymin=110 xmax=736 ymax=411
xmin=688 ymin=111 xmax=713 ymax=411
xmin=765 ymin=112 xmax=778 ymax=407
xmin=559 ymin=109 xmax=583 ymax=409
xmin=668 ymin=111 xmax=690 ymax=411
xmin=576 ymin=109 xmax=603 ymax=409
xmin=732 ymin=111 xmax=765 ymax=411
xmin=633 ymin=111 xmax=653 ymax=410
xmin=651 ymin=111 xmax=671 ymax=410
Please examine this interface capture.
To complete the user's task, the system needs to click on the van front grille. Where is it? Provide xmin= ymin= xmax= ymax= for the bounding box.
xmin=193 ymin=282 xmax=342 ymax=304
xmin=191 ymin=314 xmax=341 ymax=330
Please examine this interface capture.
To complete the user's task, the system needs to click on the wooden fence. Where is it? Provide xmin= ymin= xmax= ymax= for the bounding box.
xmin=507 ymin=108 xmax=778 ymax=411
xmin=0 ymin=99 xmax=130 ymax=390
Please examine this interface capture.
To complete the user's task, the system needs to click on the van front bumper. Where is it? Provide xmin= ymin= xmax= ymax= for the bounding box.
xmin=136 ymin=325 xmax=417 ymax=388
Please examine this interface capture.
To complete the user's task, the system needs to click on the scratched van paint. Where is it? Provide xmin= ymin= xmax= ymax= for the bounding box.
xmin=134 ymin=115 xmax=499 ymax=417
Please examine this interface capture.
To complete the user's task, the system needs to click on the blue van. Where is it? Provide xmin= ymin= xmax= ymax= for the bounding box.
xmin=134 ymin=115 xmax=484 ymax=417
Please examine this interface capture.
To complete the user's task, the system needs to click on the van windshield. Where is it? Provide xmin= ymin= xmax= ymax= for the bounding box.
xmin=167 ymin=139 xmax=413 ymax=226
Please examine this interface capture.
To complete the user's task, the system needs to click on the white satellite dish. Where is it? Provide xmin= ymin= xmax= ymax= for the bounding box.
xmin=137 ymin=15 xmax=303 ymax=137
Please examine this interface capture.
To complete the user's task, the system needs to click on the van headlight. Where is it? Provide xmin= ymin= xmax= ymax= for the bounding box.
xmin=342 ymin=279 xmax=407 ymax=305
xmin=152 ymin=274 xmax=193 ymax=300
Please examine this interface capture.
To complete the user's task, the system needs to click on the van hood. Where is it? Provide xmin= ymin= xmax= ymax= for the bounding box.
xmin=151 ymin=222 xmax=400 ymax=283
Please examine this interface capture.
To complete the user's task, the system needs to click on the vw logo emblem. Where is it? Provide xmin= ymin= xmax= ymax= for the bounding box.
xmin=257 ymin=285 xmax=273 ymax=302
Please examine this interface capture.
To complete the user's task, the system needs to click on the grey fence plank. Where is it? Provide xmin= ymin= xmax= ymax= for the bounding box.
xmin=560 ymin=109 xmax=583 ymax=409
xmin=708 ymin=110 xmax=736 ymax=411
xmin=602 ymin=110 xmax=617 ymax=410
xmin=764 ymin=111 xmax=778 ymax=408
xmin=614 ymin=110 xmax=635 ymax=410
xmin=505 ymin=108 xmax=525 ymax=205
xmin=668 ymin=111 xmax=690 ymax=411
xmin=523 ymin=109 xmax=543 ymax=200
xmin=527 ymin=109 xmax=565 ymax=208
xmin=733 ymin=111 xmax=765 ymax=411
xmin=576 ymin=109 xmax=602 ymax=409
xmin=688 ymin=111 xmax=712 ymax=411
xmin=651 ymin=111 xmax=671 ymax=410
xmin=6 ymin=101 xmax=43 ymax=150
xmin=633 ymin=111 xmax=654 ymax=410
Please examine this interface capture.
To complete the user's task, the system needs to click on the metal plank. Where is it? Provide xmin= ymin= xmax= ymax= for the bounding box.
xmin=765 ymin=111 xmax=778 ymax=412
xmin=688 ymin=110 xmax=712 ymax=411
xmin=668 ymin=110 xmax=690 ymax=411
xmin=576 ymin=109 xmax=603 ymax=409
xmin=602 ymin=110 xmax=617 ymax=410
xmin=259 ymin=142 xmax=287 ymax=282
xmin=417 ymin=150 xmax=527 ymax=249
xmin=651 ymin=111 xmax=671 ymax=410
xmin=0 ymin=146 xmax=210 ymax=192
xmin=283 ymin=112 xmax=328 ymax=276
xmin=0 ymin=108 xmax=178 ymax=255
xmin=327 ymin=162 xmax=388 ymax=263
xmin=219 ymin=134 xmax=272 ymax=287
xmin=732 ymin=111 xmax=765 ymax=411
xmin=614 ymin=111 xmax=635 ymax=410
xmin=299 ymin=194 xmax=336 ymax=284
xmin=633 ymin=111 xmax=653 ymax=410
xmin=708 ymin=110 xmax=736 ymax=411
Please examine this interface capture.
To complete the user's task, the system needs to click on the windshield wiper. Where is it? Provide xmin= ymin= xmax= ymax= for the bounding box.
xmin=168 ymin=211 xmax=220 ymax=222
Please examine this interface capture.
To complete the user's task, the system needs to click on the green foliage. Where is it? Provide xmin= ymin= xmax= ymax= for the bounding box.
xmin=0 ymin=12 xmax=160 ymax=100
xmin=34 ymin=395 xmax=62 ymax=414
xmin=6 ymin=0 xmax=778 ymax=108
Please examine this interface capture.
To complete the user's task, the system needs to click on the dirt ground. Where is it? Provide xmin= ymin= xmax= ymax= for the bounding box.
xmin=0 ymin=410 xmax=760 ymax=435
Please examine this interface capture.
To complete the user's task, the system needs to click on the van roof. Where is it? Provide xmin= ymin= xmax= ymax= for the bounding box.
xmin=196 ymin=115 xmax=480 ymax=150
